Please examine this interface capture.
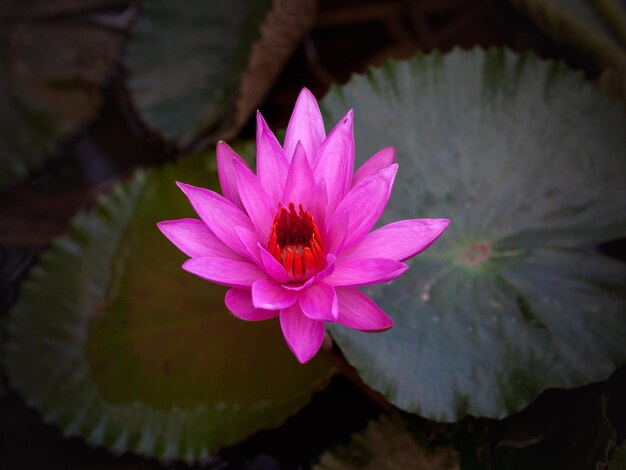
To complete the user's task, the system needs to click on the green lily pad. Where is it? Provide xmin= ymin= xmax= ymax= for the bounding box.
xmin=0 ymin=0 xmax=130 ymax=188
xmin=4 ymin=147 xmax=334 ymax=462
xmin=125 ymin=0 xmax=317 ymax=145
xmin=321 ymin=49 xmax=626 ymax=420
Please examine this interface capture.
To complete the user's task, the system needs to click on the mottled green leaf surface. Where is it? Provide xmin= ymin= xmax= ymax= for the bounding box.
xmin=4 ymin=148 xmax=334 ymax=462
xmin=322 ymin=49 xmax=626 ymax=421
xmin=125 ymin=0 xmax=316 ymax=145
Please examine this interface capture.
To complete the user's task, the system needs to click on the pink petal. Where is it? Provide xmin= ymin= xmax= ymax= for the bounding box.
xmin=314 ymin=254 xmax=337 ymax=283
xmin=282 ymin=142 xmax=315 ymax=207
xmin=157 ymin=218 xmax=243 ymax=260
xmin=256 ymin=112 xmax=289 ymax=203
xmin=325 ymin=258 xmax=408 ymax=287
xmin=182 ymin=257 xmax=268 ymax=288
xmin=216 ymin=141 xmax=246 ymax=210
xmin=335 ymin=287 xmax=393 ymax=331
xmin=307 ymin=178 xmax=328 ymax=234
xmin=225 ymin=288 xmax=279 ymax=321
xmin=252 ymin=279 xmax=297 ymax=310
xmin=325 ymin=210 xmax=349 ymax=254
xmin=176 ymin=182 xmax=255 ymax=258
xmin=258 ymin=243 xmax=290 ymax=283
xmin=328 ymin=164 xmax=398 ymax=253
xmin=281 ymin=276 xmax=317 ymax=292
xmin=351 ymin=147 xmax=395 ymax=188
xmin=280 ymin=303 xmax=325 ymax=363
xmin=340 ymin=218 xmax=450 ymax=262
xmin=234 ymin=227 xmax=262 ymax=264
xmin=299 ymin=282 xmax=338 ymax=321
xmin=233 ymin=158 xmax=276 ymax=244
xmin=284 ymin=88 xmax=326 ymax=164
xmin=312 ymin=110 xmax=355 ymax=219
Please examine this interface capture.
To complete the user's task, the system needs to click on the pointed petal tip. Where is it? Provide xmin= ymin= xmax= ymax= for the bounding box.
xmin=378 ymin=146 xmax=396 ymax=163
xmin=427 ymin=218 xmax=452 ymax=237
xmin=335 ymin=288 xmax=394 ymax=332
xmin=380 ymin=263 xmax=410 ymax=284
xmin=256 ymin=110 xmax=268 ymax=126
xmin=280 ymin=306 xmax=325 ymax=364
xmin=255 ymin=110 xmax=268 ymax=139
xmin=294 ymin=87 xmax=320 ymax=108
xmin=295 ymin=351 xmax=314 ymax=364
xmin=175 ymin=181 xmax=193 ymax=194
xmin=432 ymin=218 xmax=451 ymax=240
xmin=289 ymin=336 xmax=323 ymax=364
xmin=216 ymin=140 xmax=235 ymax=154
xmin=298 ymin=87 xmax=315 ymax=99
xmin=375 ymin=313 xmax=394 ymax=331
xmin=181 ymin=257 xmax=194 ymax=271
xmin=155 ymin=219 xmax=175 ymax=236
xmin=354 ymin=313 xmax=393 ymax=333
xmin=343 ymin=109 xmax=354 ymax=125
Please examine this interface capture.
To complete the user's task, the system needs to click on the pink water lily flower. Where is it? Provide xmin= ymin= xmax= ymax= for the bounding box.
xmin=158 ymin=88 xmax=449 ymax=364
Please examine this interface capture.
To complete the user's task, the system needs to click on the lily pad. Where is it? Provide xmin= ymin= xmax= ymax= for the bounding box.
xmin=4 ymin=147 xmax=334 ymax=462
xmin=125 ymin=0 xmax=317 ymax=145
xmin=321 ymin=49 xmax=626 ymax=420
xmin=0 ymin=0 xmax=130 ymax=188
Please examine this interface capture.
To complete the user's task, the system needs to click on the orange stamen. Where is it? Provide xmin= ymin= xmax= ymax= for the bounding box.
xmin=284 ymin=248 xmax=294 ymax=274
xmin=268 ymin=203 xmax=325 ymax=281
xmin=303 ymin=247 xmax=315 ymax=273
xmin=293 ymin=252 xmax=304 ymax=279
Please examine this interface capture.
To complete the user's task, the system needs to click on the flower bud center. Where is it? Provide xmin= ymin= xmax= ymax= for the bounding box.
xmin=268 ymin=203 xmax=324 ymax=281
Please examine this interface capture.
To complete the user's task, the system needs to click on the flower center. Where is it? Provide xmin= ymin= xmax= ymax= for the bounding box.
xmin=268 ymin=203 xmax=324 ymax=281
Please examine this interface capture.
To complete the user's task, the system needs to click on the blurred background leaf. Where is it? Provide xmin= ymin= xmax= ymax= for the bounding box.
xmin=323 ymin=48 xmax=626 ymax=421
xmin=315 ymin=412 xmax=464 ymax=470
xmin=508 ymin=0 xmax=626 ymax=68
xmin=125 ymin=0 xmax=317 ymax=147
xmin=0 ymin=0 xmax=132 ymax=189
xmin=315 ymin=385 xmax=619 ymax=469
